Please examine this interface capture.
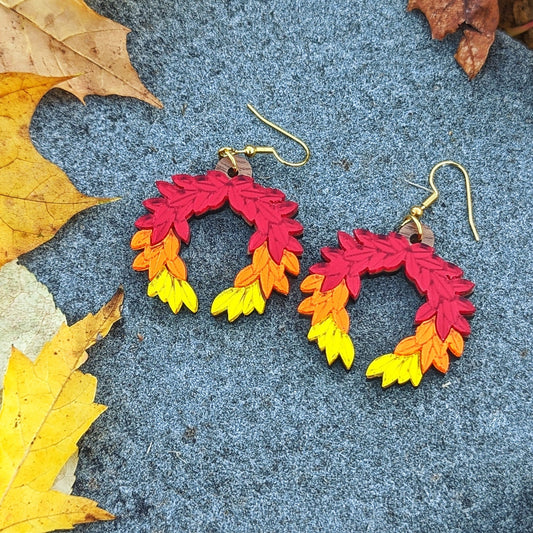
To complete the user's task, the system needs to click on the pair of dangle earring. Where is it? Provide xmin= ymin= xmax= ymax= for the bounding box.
xmin=131 ymin=111 xmax=478 ymax=389
xmin=298 ymin=161 xmax=479 ymax=388
xmin=131 ymin=105 xmax=310 ymax=321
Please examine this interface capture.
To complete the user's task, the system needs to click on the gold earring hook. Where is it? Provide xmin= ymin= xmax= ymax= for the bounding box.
xmin=218 ymin=104 xmax=310 ymax=171
xmin=400 ymin=160 xmax=480 ymax=242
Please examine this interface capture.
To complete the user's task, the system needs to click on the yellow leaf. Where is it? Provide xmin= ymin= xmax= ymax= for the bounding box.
xmin=251 ymin=281 xmax=266 ymax=315
xmin=211 ymin=288 xmax=236 ymax=316
xmin=0 ymin=1 xmax=162 ymax=107
xmin=211 ymin=281 xmax=265 ymax=321
xmin=227 ymin=288 xmax=246 ymax=322
xmin=0 ymin=288 xmax=123 ymax=532
xmin=177 ymin=280 xmax=198 ymax=313
xmin=167 ymin=280 xmax=183 ymax=314
xmin=366 ymin=352 xmax=423 ymax=389
xmin=147 ymin=269 xmax=198 ymax=314
xmin=307 ymin=317 xmax=355 ymax=369
xmin=0 ymin=72 xmax=117 ymax=267
xmin=366 ymin=353 xmax=396 ymax=377
xmin=0 ymin=261 xmax=80 ymax=497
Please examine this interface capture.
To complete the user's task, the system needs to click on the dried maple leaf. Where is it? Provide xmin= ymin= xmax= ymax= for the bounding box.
xmin=0 ymin=287 xmax=123 ymax=532
xmin=0 ymin=0 xmax=162 ymax=108
xmin=408 ymin=0 xmax=500 ymax=78
xmin=0 ymin=72 xmax=117 ymax=267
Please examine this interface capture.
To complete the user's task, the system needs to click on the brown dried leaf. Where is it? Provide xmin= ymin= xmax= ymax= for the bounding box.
xmin=408 ymin=0 xmax=500 ymax=78
xmin=499 ymin=0 xmax=533 ymax=49
xmin=0 ymin=0 xmax=162 ymax=107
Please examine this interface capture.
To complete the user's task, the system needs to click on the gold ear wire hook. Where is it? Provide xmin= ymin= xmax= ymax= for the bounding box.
xmin=400 ymin=160 xmax=480 ymax=242
xmin=218 ymin=104 xmax=310 ymax=171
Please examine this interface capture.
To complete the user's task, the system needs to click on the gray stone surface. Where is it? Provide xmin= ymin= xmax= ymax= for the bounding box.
xmin=21 ymin=0 xmax=532 ymax=531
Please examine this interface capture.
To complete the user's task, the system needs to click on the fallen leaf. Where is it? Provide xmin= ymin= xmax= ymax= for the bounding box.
xmin=0 ymin=0 xmax=162 ymax=108
xmin=499 ymin=0 xmax=533 ymax=48
xmin=408 ymin=0 xmax=500 ymax=78
xmin=0 ymin=287 xmax=123 ymax=532
xmin=0 ymin=260 xmax=65 ymax=382
xmin=0 ymin=260 xmax=81 ymax=498
xmin=0 ymin=72 xmax=117 ymax=267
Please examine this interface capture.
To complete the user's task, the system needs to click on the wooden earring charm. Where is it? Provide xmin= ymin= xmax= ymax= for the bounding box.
xmin=298 ymin=161 xmax=479 ymax=388
xmin=132 ymin=105 xmax=310 ymax=321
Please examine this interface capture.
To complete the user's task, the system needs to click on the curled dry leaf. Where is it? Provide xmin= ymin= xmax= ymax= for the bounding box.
xmin=0 ymin=72 xmax=117 ymax=267
xmin=408 ymin=0 xmax=500 ymax=78
xmin=0 ymin=287 xmax=124 ymax=532
xmin=0 ymin=0 xmax=162 ymax=108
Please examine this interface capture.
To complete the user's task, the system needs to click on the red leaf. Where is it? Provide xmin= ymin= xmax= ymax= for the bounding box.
xmin=248 ymin=231 xmax=267 ymax=252
xmin=321 ymin=271 xmax=348 ymax=292
xmin=338 ymin=231 xmax=357 ymax=250
xmin=452 ymin=278 xmax=475 ymax=295
xmin=267 ymin=224 xmax=289 ymax=264
xmin=345 ymin=272 xmax=361 ymax=299
xmin=286 ymin=236 xmax=303 ymax=256
xmin=453 ymin=315 xmax=472 ymax=337
xmin=156 ymin=180 xmax=178 ymax=198
xmin=172 ymin=219 xmax=190 ymax=243
xmin=414 ymin=301 xmax=437 ymax=324
xmin=277 ymin=201 xmax=298 ymax=217
xmin=457 ymin=297 xmax=476 ymax=315
xmin=134 ymin=213 xmax=154 ymax=230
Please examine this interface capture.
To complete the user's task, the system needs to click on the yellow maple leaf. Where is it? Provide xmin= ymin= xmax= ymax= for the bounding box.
xmin=0 ymin=287 xmax=124 ymax=532
xmin=0 ymin=72 xmax=117 ymax=267
xmin=0 ymin=0 xmax=162 ymax=108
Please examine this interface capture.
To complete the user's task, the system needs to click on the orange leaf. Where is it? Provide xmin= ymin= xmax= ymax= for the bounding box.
xmin=311 ymin=301 xmax=332 ymax=326
xmin=333 ymin=308 xmax=350 ymax=333
xmin=130 ymin=229 xmax=151 ymax=250
xmin=252 ymin=243 xmax=270 ymax=271
xmin=163 ymin=230 xmax=180 ymax=258
xmin=432 ymin=346 xmax=450 ymax=373
xmin=259 ymin=267 xmax=275 ymax=298
xmin=0 ymin=0 xmax=162 ymax=107
xmin=420 ymin=337 xmax=449 ymax=373
xmin=395 ymin=335 xmax=421 ymax=357
xmin=297 ymin=297 xmax=315 ymax=315
xmin=148 ymin=247 xmax=168 ymax=281
xmin=132 ymin=252 xmax=149 ymax=272
xmin=235 ymin=265 xmax=259 ymax=287
xmin=447 ymin=328 xmax=464 ymax=357
xmin=300 ymin=274 xmax=324 ymax=293
xmin=331 ymin=282 xmax=349 ymax=310
xmin=167 ymin=256 xmax=187 ymax=280
xmin=273 ymin=273 xmax=289 ymax=295
xmin=281 ymin=251 xmax=300 ymax=276
xmin=415 ymin=318 xmax=437 ymax=345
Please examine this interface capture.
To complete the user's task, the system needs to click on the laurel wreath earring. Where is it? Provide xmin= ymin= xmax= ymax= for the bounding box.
xmin=298 ymin=161 xmax=479 ymax=388
xmin=131 ymin=105 xmax=310 ymax=321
